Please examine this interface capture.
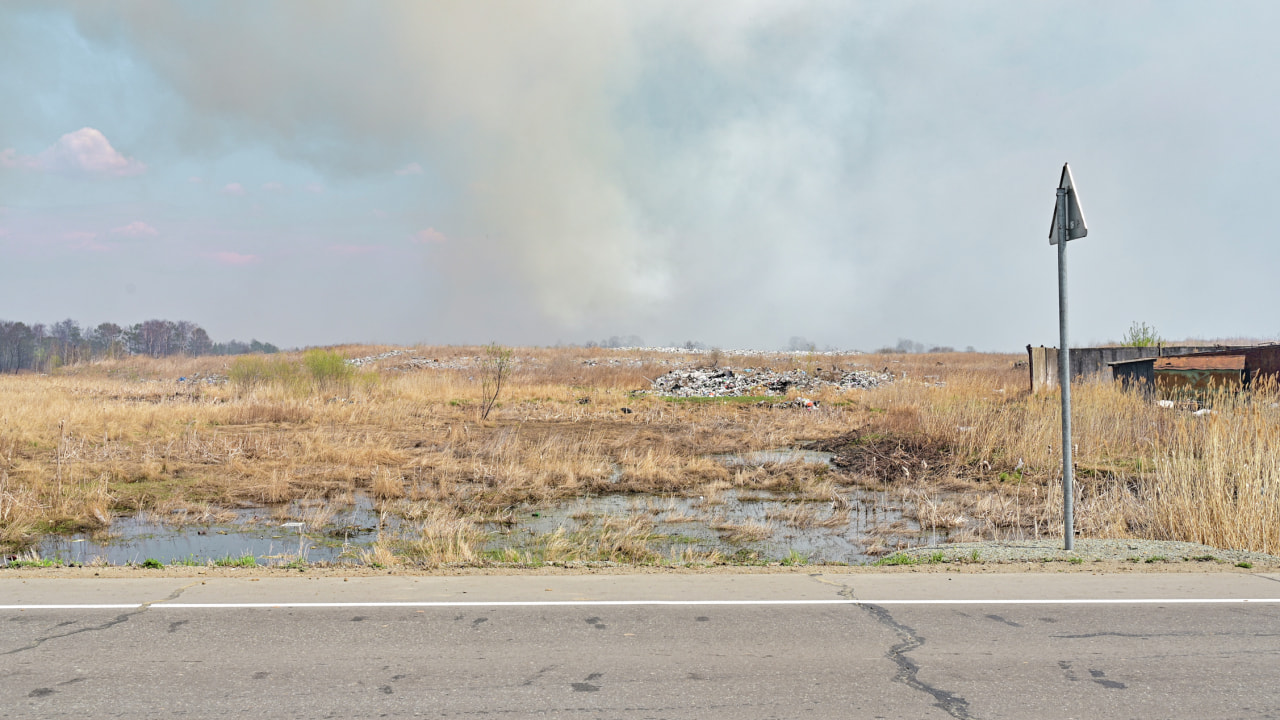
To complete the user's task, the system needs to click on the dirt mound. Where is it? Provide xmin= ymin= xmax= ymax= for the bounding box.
xmin=817 ymin=431 xmax=957 ymax=483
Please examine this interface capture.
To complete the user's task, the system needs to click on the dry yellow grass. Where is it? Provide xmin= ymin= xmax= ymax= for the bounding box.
xmin=846 ymin=352 xmax=1280 ymax=553
xmin=2 ymin=345 xmax=1278 ymax=559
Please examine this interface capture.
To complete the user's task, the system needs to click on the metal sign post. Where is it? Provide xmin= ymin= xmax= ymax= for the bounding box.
xmin=1050 ymin=163 xmax=1087 ymax=551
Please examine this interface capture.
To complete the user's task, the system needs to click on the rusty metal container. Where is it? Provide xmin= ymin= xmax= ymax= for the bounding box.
xmin=1154 ymin=355 xmax=1245 ymax=393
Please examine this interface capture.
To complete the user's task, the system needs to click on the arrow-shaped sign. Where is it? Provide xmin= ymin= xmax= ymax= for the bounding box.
xmin=1049 ymin=163 xmax=1088 ymax=244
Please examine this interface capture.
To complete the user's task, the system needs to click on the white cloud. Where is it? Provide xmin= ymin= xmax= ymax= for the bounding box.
xmin=221 ymin=182 xmax=247 ymax=196
xmin=111 ymin=220 xmax=159 ymax=238
xmin=395 ymin=162 xmax=423 ymax=176
xmin=262 ymin=181 xmax=284 ymax=191
xmin=304 ymin=182 xmax=325 ymax=193
xmin=414 ymin=228 xmax=448 ymax=244
xmin=188 ymin=175 xmax=202 ymax=183
xmin=10 ymin=128 xmax=148 ymax=177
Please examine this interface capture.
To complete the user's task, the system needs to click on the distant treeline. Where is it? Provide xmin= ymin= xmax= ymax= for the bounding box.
xmin=0 ymin=318 xmax=279 ymax=373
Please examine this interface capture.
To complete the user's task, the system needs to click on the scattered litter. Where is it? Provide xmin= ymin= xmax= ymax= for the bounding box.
xmin=581 ymin=358 xmax=647 ymax=368
xmin=177 ymin=373 xmax=226 ymax=385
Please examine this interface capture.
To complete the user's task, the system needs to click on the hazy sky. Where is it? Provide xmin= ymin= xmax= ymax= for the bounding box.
xmin=3 ymin=1 xmax=1279 ymax=351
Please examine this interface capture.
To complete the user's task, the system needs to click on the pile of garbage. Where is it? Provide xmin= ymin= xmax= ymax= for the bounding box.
xmin=345 ymin=351 xmax=517 ymax=372
xmin=648 ymin=366 xmax=892 ymax=398
xmin=612 ymin=346 xmax=862 ymax=357
xmin=345 ymin=350 xmax=407 ymax=367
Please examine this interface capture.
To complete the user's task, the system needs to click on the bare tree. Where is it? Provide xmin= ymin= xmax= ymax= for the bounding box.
xmin=478 ymin=344 xmax=512 ymax=421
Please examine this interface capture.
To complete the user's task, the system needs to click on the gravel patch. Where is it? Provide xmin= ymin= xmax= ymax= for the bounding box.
xmin=895 ymin=538 xmax=1280 ymax=567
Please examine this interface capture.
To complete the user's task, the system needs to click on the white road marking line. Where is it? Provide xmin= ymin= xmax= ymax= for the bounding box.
xmin=1 ymin=604 xmax=142 ymax=610
xmin=3 ymin=598 xmax=1280 ymax=610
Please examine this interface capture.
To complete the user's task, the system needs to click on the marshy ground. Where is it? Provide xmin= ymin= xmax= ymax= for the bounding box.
xmin=3 ymin=346 xmax=1278 ymax=571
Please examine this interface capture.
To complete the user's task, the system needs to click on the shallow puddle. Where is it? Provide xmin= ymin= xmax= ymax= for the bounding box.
xmin=483 ymin=488 xmax=938 ymax=565
xmin=33 ymin=483 xmax=945 ymax=566
xmin=37 ymin=497 xmax=388 ymax=566
xmin=710 ymin=449 xmax=835 ymax=466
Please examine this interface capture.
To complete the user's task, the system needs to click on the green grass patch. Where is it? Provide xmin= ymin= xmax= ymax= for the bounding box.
xmin=35 ymin=518 xmax=99 ymax=535
xmin=302 ymin=348 xmax=357 ymax=394
xmin=873 ymin=553 xmax=920 ymax=566
xmin=213 ymin=554 xmax=258 ymax=568
xmin=141 ymin=558 xmax=164 ymax=569
xmin=229 ymin=355 xmax=303 ymax=394
xmin=109 ymin=476 xmax=224 ymax=511
xmin=780 ymin=549 xmax=810 ymax=566
xmin=1236 ymin=561 xmax=1254 ymax=569
xmin=661 ymin=395 xmax=776 ymax=404
xmin=6 ymin=557 xmax=59 ymax=568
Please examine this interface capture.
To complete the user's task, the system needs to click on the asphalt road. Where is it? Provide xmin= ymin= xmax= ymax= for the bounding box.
xmin=3 ymin=572 xmax=1279 ymax=719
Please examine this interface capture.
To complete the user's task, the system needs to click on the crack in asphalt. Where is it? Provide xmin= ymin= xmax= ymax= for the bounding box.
xmin=809 ymin=574 xmax=976 ymax=720
xmin=2 ymin=581 xmax=200 ymax=656
xmin=1054 ymin=631 xmax=1180 ymax=639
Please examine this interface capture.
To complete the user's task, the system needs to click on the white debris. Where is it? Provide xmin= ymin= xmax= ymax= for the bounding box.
xmin=344 ymin=352 xmax=515 ymax=371
xmin=647 ymin=366 xmax=892 ymax=398
xmin=345 ymin=350 xmax=405 ymax=366
xmin=610 ymin=346 xmax=862 ymax=357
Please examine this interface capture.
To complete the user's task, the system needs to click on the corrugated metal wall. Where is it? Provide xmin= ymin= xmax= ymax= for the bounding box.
xmin=1026 ymin=344 xmax=1261 ymax=393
